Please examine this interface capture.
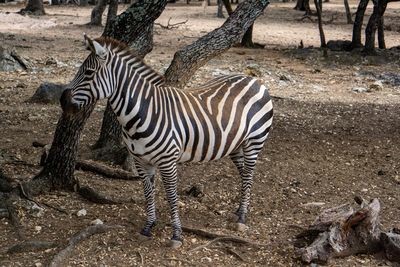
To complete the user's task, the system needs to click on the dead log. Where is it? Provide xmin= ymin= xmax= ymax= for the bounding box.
xmin=296 ymin=198 xmax=400 ymax=263
xmin=7 ymin=240 xmax=57 ymax=254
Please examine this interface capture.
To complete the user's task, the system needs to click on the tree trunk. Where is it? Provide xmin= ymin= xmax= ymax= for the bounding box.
xmin=89 ymin=0 xmax=107 ymax=26
xmin=27 ymin=105 xmax=95 ymax=195
xmin=105 ymin=0 xmax=118 ymax=29
xmin=377 ymin=14 xmax=385 ymax=49
xmin=294 ymin=0 xmax=312 ymax=15
xmin=217 ymin=0 xmax=225 ymax=18
xmin=344 ymin=0 xmax=353 ymax=24
xmin=351 ymin=0 xmax=369 ymax=48
xmin=241 ymin=24 xmax=254 ymax=47
xmin=33 ymin=0 xmax=168 ymax=193
xmin=314 ymin=0 xmax=326 ymax=48
xmin=222 ymin=0 xmax=233 ymax=14
xmin=20 ymin=0 xmax=45 ymax=15
xmin=164 ymin=0 xmax=270 ymax=87
xmin=364 ymin=0 xmax=387 ymax=53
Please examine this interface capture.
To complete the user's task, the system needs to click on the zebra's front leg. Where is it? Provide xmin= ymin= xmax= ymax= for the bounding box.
xmin=159 ymin=162 xmax=182 ymax=248
xmin=136 ymin=162 xmax=157 ymax=238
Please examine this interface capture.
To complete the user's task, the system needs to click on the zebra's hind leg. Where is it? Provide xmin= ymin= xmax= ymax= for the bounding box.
xmin=159 ymin=162 xmax=182 ymax=248
xmin=135 ymin=161 xmax=157 ymax=238
xmin=234 ymin=141 xmax=264 ymax=232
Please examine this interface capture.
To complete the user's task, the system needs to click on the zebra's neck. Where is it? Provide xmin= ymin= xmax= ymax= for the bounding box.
xmin=107 ymin=53 xmax=164 ymax=135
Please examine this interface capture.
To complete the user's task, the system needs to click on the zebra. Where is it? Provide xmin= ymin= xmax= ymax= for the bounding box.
xmin=61 ymin=34 xmax=273 ymax=248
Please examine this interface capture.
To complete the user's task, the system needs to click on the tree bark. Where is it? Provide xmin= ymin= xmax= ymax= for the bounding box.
xmin=364 ymin=0 xmax=387 ymax=53
xmin=314 ymin=0 xmax=326 ymax=48
xmin=20 ymin=0 xmax=45 ymax=15
xmin=352 ymin=0 xmax=370 ymax=48
xmin=164 ymin=0 xmax=270 ymax=87
xmin=89 ymin=0 xmax=107 ymax=26
xmin=377 ymin=15 xmax=385 ymax=49
xmin=27 ymin=105 xmax=95 ymax=195
xmin=344 ymin=0 xmax=353 ymax=24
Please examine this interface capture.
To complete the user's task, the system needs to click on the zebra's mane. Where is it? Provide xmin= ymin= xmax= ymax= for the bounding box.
xmin=94 ymin=37 xmax=165 ymax=85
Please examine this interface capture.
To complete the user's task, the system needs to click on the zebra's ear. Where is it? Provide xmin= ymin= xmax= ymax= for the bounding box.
xmin=92 ymin=40 xmax=107 ymax=59
xmin=83 ymin=33 xmax=94 ymax=51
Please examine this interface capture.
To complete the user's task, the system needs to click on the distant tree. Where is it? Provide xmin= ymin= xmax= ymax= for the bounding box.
xmin=351 ymin=0 xmax=369 ymax=48
xmin=20 ymin=0 xmax=45 ymax=15
xmin=364 ymin=0 xmax=388 ymax=53
xmin=89 ymin=0 xmax=108 ymax=26
xmin=294 ymin=0 xmax=312 ymax=15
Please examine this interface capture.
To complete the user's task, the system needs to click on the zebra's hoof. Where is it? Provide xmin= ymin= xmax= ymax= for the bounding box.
xmin=235 ymin=222 xmax=249 ymax=232
xmin=167 ymin=239 xmax=183 ymax=249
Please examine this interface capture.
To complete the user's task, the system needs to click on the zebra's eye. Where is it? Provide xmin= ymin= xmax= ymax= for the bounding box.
xmin=85 ymin=69 xmax=96 ymax=76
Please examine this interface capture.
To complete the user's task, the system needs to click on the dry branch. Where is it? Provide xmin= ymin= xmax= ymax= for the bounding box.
xmin=49 ymin=224 xmax=119 ymax=267
xmin=78 ymin=185 xmax=122 ymax=204
xmin=76 ymin=159 xmax=140 ymax=181
xmin=155 ymin=17 xmax=188 ymax=29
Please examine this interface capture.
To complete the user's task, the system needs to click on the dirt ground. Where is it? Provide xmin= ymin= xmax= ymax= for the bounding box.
xmin=0 ymin=1 xmax=400 ymax=266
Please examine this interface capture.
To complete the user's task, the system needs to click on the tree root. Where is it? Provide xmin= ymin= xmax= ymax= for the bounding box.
xmin=76 ymin=159 xmax=140 ymax=181
xmin=7 ymin=240 xmax=58 ymax=254
xmin=176 ymin=224 xmax=270 ymax=252
xmin=49 ymin=224 xmax=120 ymax=267
xmin=155 ymin=17 xmax=188 ymax=29
xmin=78 ymin=185 xmax=138 ymax=204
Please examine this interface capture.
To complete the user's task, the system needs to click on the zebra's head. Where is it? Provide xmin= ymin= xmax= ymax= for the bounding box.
xmin=61 ymin=34 xmax=110 ymax=115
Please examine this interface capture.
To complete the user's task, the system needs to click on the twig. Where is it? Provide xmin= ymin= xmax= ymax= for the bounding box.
xmin=155 ymin=17 xmax=188 ymax=30
xmin=164 ymin=257 xmax=194 ymax=265
xmin=225 ymin=247 xmax=246 ymax=262
xmin=189 ymin=236 xmax=267 ymax=252
xmin=136 ymin=250 xmax=144 ymax=265
xmin=49 ymin=224 xmax=120 ymax=267
xmin=76 ymin=159 xmax=140 ymax=181
xmin=7 ymin=240 xmax=58 ymax=254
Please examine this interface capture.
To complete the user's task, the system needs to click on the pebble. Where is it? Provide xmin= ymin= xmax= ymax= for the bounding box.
xmin=35 ymin=263 xmax=43 ymax=267
xmin=201 ymin=257 xmax=212 ymax=263
xmin=77 ymin=209 xmax=87 ymax=217
xmin=34 ymin=226 xmax=42 ymax=232
xmin=91 ymin=219 xmax=104 ymax=225
xmin=352 ymin=86 xmax=368 ymax=93
xmin=369 ymin=80 xmax=383 ymax=91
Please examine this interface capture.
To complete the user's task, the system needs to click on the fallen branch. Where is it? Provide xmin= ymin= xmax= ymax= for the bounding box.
xmin=49 ymin=224 xmax=120 ymax=267
xmin=225 ymin=247 xmax=246 ymax=262
xmin=155 ymin=17 xmax=188 ymax=30
xmin=78 ymin=185 xmax=122 ymax=204
xmin=190 ymin=236 xmax=266 ymax=252
xmin=7 ymin=240 xmax=58 ymax=254
xmin=76 ymin=159 xmax=140 ymax=181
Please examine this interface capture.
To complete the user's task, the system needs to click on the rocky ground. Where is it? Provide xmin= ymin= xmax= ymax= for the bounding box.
xmin=0 ymin=1 xmax=400 ymax=266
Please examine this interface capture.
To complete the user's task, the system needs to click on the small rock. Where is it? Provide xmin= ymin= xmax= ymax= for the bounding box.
xmin=369 ymin=80 xmax=383 ymax=91
xmin=244 ymin=64 xmax=262 ymax=77
xmin=34 ymin=226 xmax=42 ymax=232
xmin=352 ymin=86 xmax=368 ymax=93
xmin=91 ymin=219 xmax=104 ymax=225
xmin=35 ymin=263 xmax=43 ymax=267
xmin=201 ymin=257 xmax=212 ymax=263
xmin=29 ymin=82 xmax=66 ymax=104
xmin=31 ymin=203 xmax=45 ymax=218
xmin=393 ymin=175 xmax=400 ymax=184
xmin=190 ymin=238 xmax=197 ymax=243
xmin=77 ymin=209 xmax=87 ymax=217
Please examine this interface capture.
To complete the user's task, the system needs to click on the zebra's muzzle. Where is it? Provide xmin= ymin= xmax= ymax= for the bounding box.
xmin=60 ymin=89 xmax=80 ymax=116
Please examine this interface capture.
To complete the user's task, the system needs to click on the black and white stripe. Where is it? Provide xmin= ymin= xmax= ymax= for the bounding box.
xmin=65 ymin=37 xmax=273 ymax=245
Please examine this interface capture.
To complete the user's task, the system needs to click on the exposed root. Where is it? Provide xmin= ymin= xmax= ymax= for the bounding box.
xmin=7 ymin=240 xmax=58 ymax=254
xmin=78 ymin=185 xmax=139 ymax=204
xmin=136 ymin=250 xmax=144 ymax=265
xmin=49 ymin=224 xmax=120 ymax=267
xmin=225 ymin=247 xmax=246 ymax=262
xmin=76 ymin=159 xmax=140 ymax=181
